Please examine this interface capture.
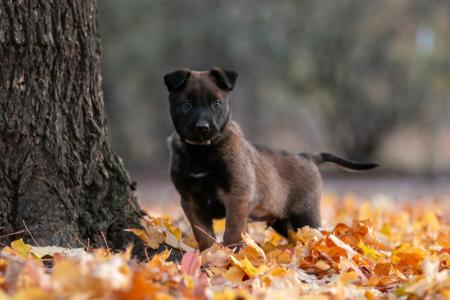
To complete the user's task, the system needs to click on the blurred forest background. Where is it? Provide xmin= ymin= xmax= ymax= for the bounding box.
xmin=97 ymin=1 xmax=450 ymax=204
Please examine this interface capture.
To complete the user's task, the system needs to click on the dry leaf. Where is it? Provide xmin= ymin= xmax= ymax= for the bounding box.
xmin=0 ymin=194 xmax=449 ymax=299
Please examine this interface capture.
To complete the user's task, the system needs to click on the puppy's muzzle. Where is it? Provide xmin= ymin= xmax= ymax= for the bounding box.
xmin=195 ymin=120 xmax=210 ymax=134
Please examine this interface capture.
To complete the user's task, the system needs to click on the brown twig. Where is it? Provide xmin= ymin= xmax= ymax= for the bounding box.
xmin=224 ymin=242 xmax=243 ymax=248
xmin=0 ymin=230 xmax=25 ymax=239
xmin=100 ymin=230 xmax=110 ymax=254
xmin=22 ymin=220 xmax=40 ymax=247
xmin=194 ymin=225 xmax=222 ymax=246
xmin=144 ymin=247 xmax=150 ymax=262
xmin=75 ymin=236 xmax=88 ymax=250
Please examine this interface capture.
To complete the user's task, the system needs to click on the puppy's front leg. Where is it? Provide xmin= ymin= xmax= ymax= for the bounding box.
xmin=181 ymin=196 xmax=215 ymax=251
xmin=222 ymin=195 xmax=249 ymax=248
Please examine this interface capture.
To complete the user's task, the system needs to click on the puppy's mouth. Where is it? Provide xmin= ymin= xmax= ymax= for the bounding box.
xmin=184 ymin=139 xmax=212 ymax=146
xmin=183 ymin=133 xmax=221 ymax=146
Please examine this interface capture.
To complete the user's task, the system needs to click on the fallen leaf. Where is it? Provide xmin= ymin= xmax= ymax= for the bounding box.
xmin=230 ymin=256 xmax=266 ymax=278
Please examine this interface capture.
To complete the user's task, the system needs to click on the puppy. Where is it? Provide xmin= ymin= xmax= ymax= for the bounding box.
xmin=165 ymin=67 xmax=377 ymax=251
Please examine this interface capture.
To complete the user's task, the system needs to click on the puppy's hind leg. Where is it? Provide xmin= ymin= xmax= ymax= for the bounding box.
xmin=289 ymin=199 xmax=321 ymax=231
xmin=289 ymin=186 xmax=322 ymax=231
xmin=289 ymin=211 xmax=320 ymax=230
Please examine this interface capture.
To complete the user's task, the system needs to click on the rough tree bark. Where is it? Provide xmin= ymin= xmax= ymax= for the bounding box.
xmin=0 ymin=0 xmax=145 ymax=251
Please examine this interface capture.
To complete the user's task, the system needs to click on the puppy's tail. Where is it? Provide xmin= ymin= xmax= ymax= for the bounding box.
xmin=300 ymin=152 xmax=378 ymax=171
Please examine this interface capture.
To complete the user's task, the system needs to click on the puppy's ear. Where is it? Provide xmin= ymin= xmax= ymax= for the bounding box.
xmin=209 ymin=67 xmax=238 ymax=91
xmin=164 ymin=69 xmax=191 ymax=91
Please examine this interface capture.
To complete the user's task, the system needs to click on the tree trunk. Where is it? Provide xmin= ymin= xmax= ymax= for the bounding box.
xmin=0 ymin=0 xmax=144 ymax=251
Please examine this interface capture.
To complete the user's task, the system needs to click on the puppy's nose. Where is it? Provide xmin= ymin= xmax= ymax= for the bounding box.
xmin=195 ymin=121 xmax=210 ymax=134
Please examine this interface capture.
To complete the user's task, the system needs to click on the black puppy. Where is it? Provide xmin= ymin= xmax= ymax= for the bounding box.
xmin=165 ymin=67 xmax=377 ymax=251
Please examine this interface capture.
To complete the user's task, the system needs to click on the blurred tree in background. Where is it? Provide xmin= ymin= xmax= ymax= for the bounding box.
xmin=98 ymin=0 xmax=450 ymax=174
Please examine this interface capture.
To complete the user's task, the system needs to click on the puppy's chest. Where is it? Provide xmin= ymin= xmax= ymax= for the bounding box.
xmin=177 ymin=152 xmax=228 ymax=181
xmin=186 ymin=172 xmax=228 ymax=218
xmin=173 ymin=152 xmax=231 ymax=217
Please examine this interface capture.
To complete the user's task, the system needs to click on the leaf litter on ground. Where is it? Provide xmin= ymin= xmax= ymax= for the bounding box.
xmin=1 ymin=193 xmax=449 ymax=299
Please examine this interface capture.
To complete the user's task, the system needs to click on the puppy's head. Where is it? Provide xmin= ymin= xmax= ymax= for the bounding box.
xmin=164 ymin=67 xmax=238 ymax=145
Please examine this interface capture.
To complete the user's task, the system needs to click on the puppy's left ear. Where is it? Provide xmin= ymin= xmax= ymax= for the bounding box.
xmin=164 ymin=69 xmax=191 ymax=91
xmin=209 ymin=67 xmax=238 ymax=91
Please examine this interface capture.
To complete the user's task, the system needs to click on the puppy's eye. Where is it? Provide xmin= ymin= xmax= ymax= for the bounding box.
xmin=180 ymin=100 xmax=192 ymax=113
xmin=212 ymin=99 xmax=222 ymax=111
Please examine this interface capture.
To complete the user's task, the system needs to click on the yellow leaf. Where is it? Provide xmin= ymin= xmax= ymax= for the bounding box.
xmin=276 ymin=251 xmax=292 ymax=264
xmin=358 ymin=240 xmax=381 ymax=260
xmin=0 ymin=290 xmax=8 ymax=300
xmin=10 ymin=239 xmax=31 ymax=258
xmin=155 ymin=293 xmax=173 ymax=300
xmin=182 ymin=232 xmax=198 ymax=249
xmin=441 ymin=289 xmax=450 ymax=300
xmin=125 ymin=228 xmax=165 ymax=249
xmin=392 ymin=243 xmax=427 ymax=266
xmin=380 ymin=223 xmax=391 ymax=236
xmin=147 ymin=250 xmax=172 ymax=269
xmin=268 ymin=266 xmax=289 ymax=277
xmin=241 ymin=232 xmax=266 ymax=265
xmin=161 ymin=218 xmax=183 ymax=241
xmin=213 ymin=218 xmax=226 ymax=234
xmin=422 ymin=210 xmax=440 ymax=231
xmin=10 ymin=288 xmax=49 ymax=300
xmin=340 ymin=271 xmax=358 ymax=284
xmin=134 ymin=216 xmax=193 ymax=251
xmin=230 ymin=256 xmax=266 ymax=278
xmin=125 ymin=228 xmax=150 ymax=243
xmin=358 ymin=201 xmax=373 ymax=220
xmin=267 ymin=248 xmax=292 ymax=264
xmin=222 ymin=265 xmax=245 ymax=283
xmin=265 ymin=230 xmax=283 ymax=246
xmin=364 ymin=290 xmax=377 ymax=300
xmin=52 ymin=260 xmax=84 ymax=291
xmin=164 ymin=231 xmax=196 ymax=252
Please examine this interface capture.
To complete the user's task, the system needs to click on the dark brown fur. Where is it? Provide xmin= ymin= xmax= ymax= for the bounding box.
xmin=165 ymin=68 xmax=377 ymax=251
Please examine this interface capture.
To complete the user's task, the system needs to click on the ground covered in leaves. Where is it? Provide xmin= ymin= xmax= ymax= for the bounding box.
xmin=1 ymin=194 xmax=449 ymax=299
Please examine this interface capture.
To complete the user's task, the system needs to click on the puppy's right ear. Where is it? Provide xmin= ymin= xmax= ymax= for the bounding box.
xmin=164 ymin=69 xmax=191 ymax=91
